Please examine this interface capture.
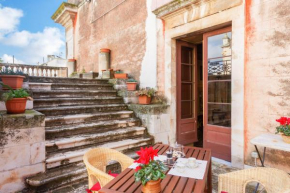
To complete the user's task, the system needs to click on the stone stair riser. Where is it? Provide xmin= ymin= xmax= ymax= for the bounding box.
xmin=51 ymin=85 xmax=114 ymax=90
xmin=45 ymin=112 xmax=134 ymax=127
xmin=36 ymin=106 xmax=128 ymax=116
xmin=46 ymin=129 xmax=145 ymax=154
xmin=32 ymin=92 xmax=117 ymax=99
xmin=34 ymin=98 xmax=124 ymax=108
xmin=29 ymin=76 xmax=109 ymax=84
xmin=45 ymin=120 xmax=140 ymax=140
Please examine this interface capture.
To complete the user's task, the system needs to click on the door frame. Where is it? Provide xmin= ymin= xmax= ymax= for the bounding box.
xmin=176 ymin=40 xmax=198 ymax=145
xmin=203 ymin=26 xmax=232 ymax=161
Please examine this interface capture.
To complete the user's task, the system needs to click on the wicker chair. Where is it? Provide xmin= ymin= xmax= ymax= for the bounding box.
xmin=218 ymin=167 xmax=290 ymax=193
xmin=83 ymin=148 xmax=134 ymax=189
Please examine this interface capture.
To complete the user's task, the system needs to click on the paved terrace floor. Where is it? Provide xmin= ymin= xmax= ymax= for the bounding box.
xmin=51 ymin=160 xmax=255 ymax=193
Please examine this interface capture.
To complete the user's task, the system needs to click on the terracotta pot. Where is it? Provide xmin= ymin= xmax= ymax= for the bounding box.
xmin=114 ymin=73 xmax=128 ymax=79
xmin=0 ymin=75 xmax=25 ymax=90
xmin=141 ymin=179 xmax=161 ymax=193
xmin=100 ymin=48 xmax=111 ymax=53
xmin=139 ymin=95 xmax=152 ymax=105
xmin=281 ymin=134 xmax=290 ymax=144
xmin=126 ymin=82 xmax=137 ymax=91
xmin=5 ymin=98 xmax=27 ymax=114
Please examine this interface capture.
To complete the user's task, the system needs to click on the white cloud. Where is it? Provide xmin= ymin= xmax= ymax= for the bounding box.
xmin=1 ymin=54 xmax=24 ymax=64
xmin=0 ymin=5 xmax=65 ymax=64
xmin=0 ymin=5 xmax=23 ymax=38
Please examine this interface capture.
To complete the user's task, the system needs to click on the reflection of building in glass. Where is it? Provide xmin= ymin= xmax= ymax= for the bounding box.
xmin=222 ymin=33 xmax=231 ymax=75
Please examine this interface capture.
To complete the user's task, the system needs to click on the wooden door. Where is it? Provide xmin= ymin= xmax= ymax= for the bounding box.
xmin=176 ymin=41 xmax=198 ymax=145
xmin=203 ymin=27 xmax=232 ymax=161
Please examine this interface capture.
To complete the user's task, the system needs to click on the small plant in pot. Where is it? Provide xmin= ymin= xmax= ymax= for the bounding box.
xmin=276 ymin=117 xmax=290 ymax=143
xmin=114 ymin=70 xmax=128 ymax=79
xmin=126 ymin=79 xmax=138 ymax=91
xmin=1 ymin=84 xmax=33 ymax=114
xmin=0 ymin=68 xmax=25 ymax=89
xmin=136 ymin=88 xmax=156 ymax=105
xmin=134 ymin=147 xmax=168 ymax=193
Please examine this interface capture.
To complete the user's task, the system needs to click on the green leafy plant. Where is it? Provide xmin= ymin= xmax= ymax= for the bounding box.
xmin=0 ymin=68 xmax=24 ymax=75
xmin=114 ymin=70 xmax=123 ymax=74
xmin=70 ymin=71 xmax=78 ymax=77
xmin=136 ymin=88 xmax=156 ymax=97
xmin=276 ymin=117 xmax=290 ymax=136
xmin=134 ymin=147 xmax=168 ymax=185
xmin=81 ymin=67 xmax=86 ymax=74
xmin=1 ymin=83 xmax=32 ymax=102
xmin=127 ymin=78 xmax=137 ymax=83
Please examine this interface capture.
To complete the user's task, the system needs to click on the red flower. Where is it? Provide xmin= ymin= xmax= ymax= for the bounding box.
xmin=135 ymin=166 xmax=142 ymax=172
xmin=134 ymin=147 xmax=158 ymax=165
xmin=276 ymin=117 xmax=288 ymax=125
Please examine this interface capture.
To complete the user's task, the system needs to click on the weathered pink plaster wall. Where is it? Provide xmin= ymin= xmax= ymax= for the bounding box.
xmin=74 ymin=0 xmax=148 ymax=80
xmin=245 ymin=0 xmax=290 ymax=171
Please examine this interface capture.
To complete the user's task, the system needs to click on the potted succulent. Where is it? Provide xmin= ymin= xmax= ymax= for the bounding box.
xmin=136 ymin=88 xmax=156 ymax=105
xmin=276 ymin=117 xmax=290 ymax=143
xmin=134 ymin=147 xmax=167 ymax=193
xmin=114 ymin=70 xmax=128 ymax=79
xmin=126 ymin=79 xmax=138 ymax=91
xmin=1 ymin=84 xmax=33 ymax=114
xmin=0 ymin=68 xmax=25 ymax=89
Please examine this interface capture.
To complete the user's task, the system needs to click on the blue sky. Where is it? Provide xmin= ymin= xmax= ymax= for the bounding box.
xmin=0 ymin=0 xmax=65 ymax=64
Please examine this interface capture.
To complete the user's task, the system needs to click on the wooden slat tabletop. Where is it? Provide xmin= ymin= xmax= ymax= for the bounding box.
xmin=99 ymin=144 xmax=212 ymax=193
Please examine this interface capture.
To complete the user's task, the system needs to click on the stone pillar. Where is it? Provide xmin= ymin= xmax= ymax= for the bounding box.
xmin=0 ymin=110 xmax=45 ymax=192
xmin=67 ymin=59 xmax=76 ymax=76
xmin=98 ymin=49 xmax=111 ymax=78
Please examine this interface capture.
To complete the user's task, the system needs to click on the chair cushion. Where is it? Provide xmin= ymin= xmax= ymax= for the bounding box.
xmin=86 ymin=171 xmax=118 ymax=193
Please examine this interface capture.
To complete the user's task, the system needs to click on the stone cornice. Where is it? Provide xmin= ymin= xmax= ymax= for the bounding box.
xmin=152 ymin=0 xmax=201 ymax=18
xmin=51 ymin=2 xmax=78 ymax=29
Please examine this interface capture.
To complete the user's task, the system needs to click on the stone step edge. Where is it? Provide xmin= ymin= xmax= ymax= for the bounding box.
xmin=45 ymin=111 xmax=134 ymax=123
xmin=46 ymin=137 xmax=151 ymax=164
xmin=31 ymin=90 xmax=117 ymax=93
xmin=28 ymin=76 xmax=108 ymax=82
xmin=46 ymin=126 xmax=146 ymax=149
xmin=35 ymin=103 xmax=127 ymax=111
xmin=29 ymin=83 xmax=112 ymax=86
xmin=45 ymin=117 xmax=139 ymax=133
xmin=34 ymin=97 xmax=123 ymax=102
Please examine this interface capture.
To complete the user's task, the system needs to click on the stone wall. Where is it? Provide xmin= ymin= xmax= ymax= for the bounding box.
xmin=74 ymin=0 xmax=148 ymax=82
xmin=244 ymin=0 xmax=290 ymax=171
xmin=0 ymin=110 xmax=45 ymax=192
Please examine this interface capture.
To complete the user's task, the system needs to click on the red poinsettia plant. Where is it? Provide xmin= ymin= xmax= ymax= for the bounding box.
xmin=134 ymin=147 xmax=168 ymax=185
xmin=276 ymin=117 xmax=290 ymax=136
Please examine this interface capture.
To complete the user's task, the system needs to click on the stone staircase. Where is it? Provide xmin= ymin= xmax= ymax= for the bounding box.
xmin=25 ymin=76 xmax=153 ymax=192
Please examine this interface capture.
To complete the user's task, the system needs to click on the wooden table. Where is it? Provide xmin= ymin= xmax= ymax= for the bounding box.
xmin=99 ymin=144 xmax=212 ymax=193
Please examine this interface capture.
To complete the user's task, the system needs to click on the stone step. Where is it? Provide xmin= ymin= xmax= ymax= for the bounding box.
xmin=29 ymin=82 xmax=113 ymax=91
xmin=45 ymin=118 xmax=141 ymax=139
xmin=32 ymin=90 xmax=117 ymax=99
xmin=35 ymin=104 xmax=128 ymax=116
xmin=34 ymin=97 xmax=124 ymax=108
xmin=26 ymin=138 xmax=153 ymax=192
xmin=45 ymin=111 xmax=134 ymax=127
xmin=29 ymin=76 xmax=108 ymax=84
xmin=46 ymin=126 xmax=146 ymax=154
xmin=46 ymin=137 xmax=152 ymax=169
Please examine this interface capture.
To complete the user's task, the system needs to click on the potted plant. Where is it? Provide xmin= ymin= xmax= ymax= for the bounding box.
xmin=1 ymin=84 xmax=33 ymax=114
xmin=276 ymin=117 xmax=290 ymax=143
xmin=136 ymin=88 xmax=156 ymax=105
xmin=0 ymin=68 xmax=25 ymax=89
xmin=126 ymin=79 xmax=138 ymax=91
xmin=134 ymin=147 xmax=167 ymax=193
xmin=114 ymin=70 xmax=128 ymax=79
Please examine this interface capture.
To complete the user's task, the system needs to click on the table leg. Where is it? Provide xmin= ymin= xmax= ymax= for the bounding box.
xmin=253 ymin=146 xmax=267 ymax=193
xmin=207 ymin=159 xmax=212 ymax=193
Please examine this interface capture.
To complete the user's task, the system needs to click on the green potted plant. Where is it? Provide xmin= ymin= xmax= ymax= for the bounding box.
xmin=126 ymin=79 xmax=138 ymax=91
xmin=0 ymin=68 xmax=25 ymax=89
xmin=276 ymin=117 xmax=290 ymax=143
xmin=114 ymin=70 xmax=128 ymax=79
xmin=134 ymin=147 xmax=167 ymax=193
xmin=136 ymin=88 xmax=156 ymax=105
xmin=1 ymin=83 xmax=33 ymax=114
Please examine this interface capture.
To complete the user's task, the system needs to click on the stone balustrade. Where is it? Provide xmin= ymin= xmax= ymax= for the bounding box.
xmin=0 ymin=63 xmax=68 ymax=77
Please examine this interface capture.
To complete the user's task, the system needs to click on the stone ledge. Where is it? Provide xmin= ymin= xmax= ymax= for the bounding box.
xmin=127 ymin=104 xmax=169 ymax=115
xmin=0 ymin=110 xmax=45 ymax=130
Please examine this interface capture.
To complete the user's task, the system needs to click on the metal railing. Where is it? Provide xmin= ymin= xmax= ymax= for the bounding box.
xmin=0 ymin=63 xmax=68 ymax=77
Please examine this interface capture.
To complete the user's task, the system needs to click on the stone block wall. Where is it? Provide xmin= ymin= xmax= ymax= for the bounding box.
xmin=245 ymin=0 xmax=290 ymax=171
xmin=0 ymin=110 xmax=45 ymax=192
